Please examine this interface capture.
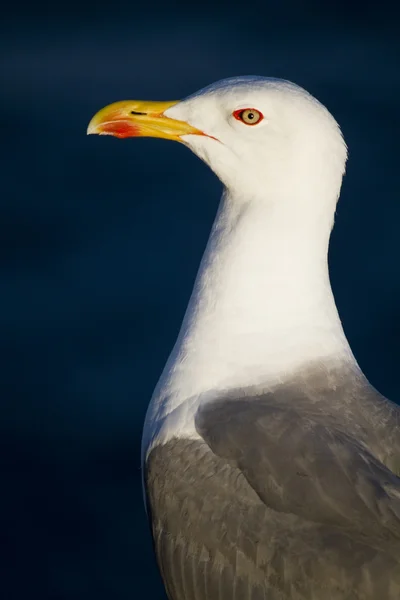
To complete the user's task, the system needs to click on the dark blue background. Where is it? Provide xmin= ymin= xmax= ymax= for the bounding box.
xmin=1 ymin=2 xmax=399 ymax=598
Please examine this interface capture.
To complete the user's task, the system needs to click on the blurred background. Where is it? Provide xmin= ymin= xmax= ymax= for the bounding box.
xmin=1 ymin=1 xmax=399 ymax=598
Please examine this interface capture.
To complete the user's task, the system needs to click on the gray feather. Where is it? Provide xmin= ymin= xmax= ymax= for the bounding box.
xmin=145 ymin=364 xmax=400 ymax=599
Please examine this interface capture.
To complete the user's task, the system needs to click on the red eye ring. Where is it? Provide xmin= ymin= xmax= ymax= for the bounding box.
xmin=233 ymin=108 xmax=264 ymax=126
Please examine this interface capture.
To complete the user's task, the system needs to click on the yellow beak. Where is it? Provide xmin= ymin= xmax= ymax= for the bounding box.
xmin=87 ymin=99 xmax=205 ymax=141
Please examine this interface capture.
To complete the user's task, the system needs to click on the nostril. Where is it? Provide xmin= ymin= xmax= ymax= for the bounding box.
xmin=130 ymin=111 xmax=147 ymax=115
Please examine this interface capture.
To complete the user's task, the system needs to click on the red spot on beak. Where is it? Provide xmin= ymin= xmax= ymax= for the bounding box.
xmin=101 ymin=120 xmax=139 ymax=139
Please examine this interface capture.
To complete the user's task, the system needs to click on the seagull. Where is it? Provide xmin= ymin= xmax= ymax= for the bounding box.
xmin=88 ymin=76 xmax=400 ymax=599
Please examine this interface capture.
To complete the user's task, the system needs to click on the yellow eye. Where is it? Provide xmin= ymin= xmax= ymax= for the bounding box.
xmin=233 ymin=108 xmax=263 ymax=126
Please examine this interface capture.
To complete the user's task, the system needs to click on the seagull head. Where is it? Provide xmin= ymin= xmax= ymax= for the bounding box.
xmin=88 ymin=76 xmax=347 ymax=204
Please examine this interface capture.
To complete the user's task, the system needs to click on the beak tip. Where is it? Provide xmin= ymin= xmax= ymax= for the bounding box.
xmin=87 ymin=122 xmax=97 ymax=135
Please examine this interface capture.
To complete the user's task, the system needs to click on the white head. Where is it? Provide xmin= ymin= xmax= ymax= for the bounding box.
xmin=88 ymin=76 xmax=347 ymax=232
xmin=166 ymin=77 xmax=347 ymax=205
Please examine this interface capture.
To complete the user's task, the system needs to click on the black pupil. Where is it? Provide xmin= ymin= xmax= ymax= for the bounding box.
xmin=246 ymin=112 xmax=254 ymax=120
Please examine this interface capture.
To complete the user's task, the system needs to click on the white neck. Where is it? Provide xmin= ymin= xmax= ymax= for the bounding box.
xmin=144 ymin=184 xmax=357 ymax=448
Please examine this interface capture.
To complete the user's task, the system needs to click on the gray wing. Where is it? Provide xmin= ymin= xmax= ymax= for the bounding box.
xmin=195 ymin=395 xmax=400 ymax=540
xmin=145 ymin=376 xmax=400 ymax=600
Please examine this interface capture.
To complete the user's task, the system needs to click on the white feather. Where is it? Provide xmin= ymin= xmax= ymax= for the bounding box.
xmin=142 ymin=77 xmax=356 ymax=457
